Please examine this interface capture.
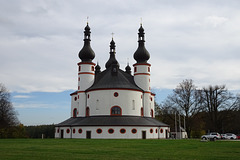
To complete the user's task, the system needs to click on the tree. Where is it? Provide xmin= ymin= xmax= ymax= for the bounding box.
xmin=201 ymin=85 xmax=235 ymax=132
xmin=0 ymin=83 xmax=19 ymax=129
xmin=161 ymin=79 xmax=202 ymax=137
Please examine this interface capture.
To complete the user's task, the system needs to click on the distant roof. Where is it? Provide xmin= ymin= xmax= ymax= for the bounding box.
xmin=56 ymin=116 xmax=169 ymax=127
xmin=86 ymin=67 xmax=143 ymax=92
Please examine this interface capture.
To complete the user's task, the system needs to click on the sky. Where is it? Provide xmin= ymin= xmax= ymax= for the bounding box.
xmin=1 ymin=0 xmax=240 ymax=125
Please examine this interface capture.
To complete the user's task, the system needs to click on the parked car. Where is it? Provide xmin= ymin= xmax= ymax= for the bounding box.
xmin=226 ymin=133 xmax=237 ymax=139
xmin=236 ymin=134 xmax=240 ymax=139
xmin=201 ymin=132 xmax=221 ymax=140
xmin=221 ymin=134 xmax=227 ymax=139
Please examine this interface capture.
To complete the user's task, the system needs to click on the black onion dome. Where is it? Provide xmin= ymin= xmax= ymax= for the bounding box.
xmin=95 ymin=63 xmax=101 ymax=74
xmin=125 ymin=63 xmax=131 ymax=74
xmin=79 ymin=24 xmax=95 ymax=62
xmin=105 ymin=38 xmax=120 ymax=68
xmin=133 ymin=24 xmax=150 ymax=63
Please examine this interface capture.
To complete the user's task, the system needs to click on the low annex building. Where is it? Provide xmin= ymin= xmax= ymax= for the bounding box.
xmin=55 ymin=23 xmax=169 ymax=139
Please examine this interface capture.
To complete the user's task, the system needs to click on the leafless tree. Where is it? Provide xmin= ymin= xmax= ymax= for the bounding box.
xmin=0 ymin=83 xmax=19 ymax=129
xmin=161 ymin=79 xmax=202 ymax=136
xmin=201 ymin=85 xmax=236 ymax=132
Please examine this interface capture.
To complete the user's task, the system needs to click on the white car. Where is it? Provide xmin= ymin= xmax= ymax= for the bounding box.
xmin=226 ymin=133 xmax=237 ymax=139
xmin=221 ymin=134 xmax=227 ymax=139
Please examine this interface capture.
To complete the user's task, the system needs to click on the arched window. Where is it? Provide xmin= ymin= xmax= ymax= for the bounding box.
xmin=151 ymin=109 xmax=154 ymax=117
xmin=73 ymin=108 xmax=77 ymax=117
xmin=86 ymin=107 xmax=90 ymax=117
xmin=110 ymin=106 xmax=122 ymax=116
xmin=141 ymin=107 xmax=144 ymax=117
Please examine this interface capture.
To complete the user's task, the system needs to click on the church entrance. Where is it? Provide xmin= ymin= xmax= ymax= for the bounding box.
xmin=142 ymin=131 xmax=146 ymax=139
xmin=60 ymin=129 xmax=64 ymax=139
xmin=86 ymin=131 xmax=91 ymax=139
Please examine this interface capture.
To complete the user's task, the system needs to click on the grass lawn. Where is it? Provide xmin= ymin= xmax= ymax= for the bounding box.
xmin=0 ymin=139 xmax=239 ymax=160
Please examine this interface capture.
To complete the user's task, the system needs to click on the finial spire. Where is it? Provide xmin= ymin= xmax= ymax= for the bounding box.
xmin=111 ymin=32 xmax=114 ymax=39
xmin=87 ymin=16 xmax=89 ymax=24
xmin=140 ymin=17 xmax=142 ymax=25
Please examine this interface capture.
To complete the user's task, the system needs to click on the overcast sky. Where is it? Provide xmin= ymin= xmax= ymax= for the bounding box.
xmin=1 ymin=0 xmax=240 ymax=125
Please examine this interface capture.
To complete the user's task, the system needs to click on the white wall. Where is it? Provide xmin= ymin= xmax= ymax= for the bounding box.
xmin=55 ymin=126 xmax=170 ymax=139
xmin=87 ymin=89 xmax=143 ymax=116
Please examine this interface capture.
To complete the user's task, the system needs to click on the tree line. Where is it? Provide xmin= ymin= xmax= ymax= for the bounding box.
xmin=0 ymin=83 xmax=55 ymax=138
xmin=155 ymin=79 xmax=240 ymax=138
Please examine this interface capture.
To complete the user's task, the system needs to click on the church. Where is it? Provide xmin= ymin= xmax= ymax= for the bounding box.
xmin=55 ymin=23 xmax=169 ymax=139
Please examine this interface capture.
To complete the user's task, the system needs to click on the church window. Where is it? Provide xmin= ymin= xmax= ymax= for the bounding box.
xmin=155 ymin=129 xmax=158 ymax=133
xmin=132 ymin=100 xmax=135 ymax=110
xmin=78 ymin=128 xmax=83 ymax=134
xmin=134 ymin=67 xmax=137 ymax=72
xmin=151 ymin=109 xmax=154 ymax=117
xmin=148 ymin=67 xmax=150 ymax=72
xmin=160 ymin=128 xmax=163 ymax=133
xmin=111 ymin=106 xmax=122 ymax=116
xmin=86 ymin=107 xmax=90 ymax=117
xmin=57 ymin=129 xmax=59 ymax=133
xmin=150 ymin=128 xmax=153 ymax=133
xmin=108 ymin=128 xmax=114 ymax=134
xmin=66 ymin=129 xmax=70 ymax=134
xmin=96 ymin=99 xmax=99 ymax=110
xmin=131 ymin=128 xmax=137 ymax=134
xmin=73 ymin=108 xmax=77 ymax=117
xmin=78 ymin=86 xmax=80 ymax=90
xmin=88 ymin=94 xmax=90 ymax=99
xmin=120 ymin=128 xmax=126 ymax=134
xmin=113 ymin=92 xmax=118 ymax=97
xmin=74 ymin=97 xmax=77 ymax=101
xmin=141 ymin=107 xmax=144 ymax=117
xmin=79 ymin=66 xmax=81 ymax=71
xmin=91 ymin=66 xmax=94 ymax=71
xmin=73 ymin=128 xmax=76 ymax=134
xmin=96 ymin=128 xmax=102 ymax=134
xmin=78 ymin=77 xmax=80 ymax=81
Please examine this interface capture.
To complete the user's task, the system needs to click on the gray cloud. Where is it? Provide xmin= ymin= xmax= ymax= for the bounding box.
xmin=1 ymin=0 xmax=240 ymax=93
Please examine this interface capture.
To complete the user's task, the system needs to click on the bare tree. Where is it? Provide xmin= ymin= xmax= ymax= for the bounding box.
xmin=201 ymin=85 xmax=235 ymax=132
xmin=161 ymin=79 xmax=202 ymax=137
xmin=0 ymin=83 xmax=19 ymax=129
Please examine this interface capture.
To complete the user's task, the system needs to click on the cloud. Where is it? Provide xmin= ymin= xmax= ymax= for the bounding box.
xmin=13 ymin=95 xmax=31 ymax=99
xmin=0 ymin=0 xmax=240 ymax=94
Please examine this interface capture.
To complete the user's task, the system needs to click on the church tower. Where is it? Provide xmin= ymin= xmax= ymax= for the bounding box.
xmin=73 ymin=23 xmax=95 ymax=117
xmin=133 ymin=24 xmax=154 ymax=117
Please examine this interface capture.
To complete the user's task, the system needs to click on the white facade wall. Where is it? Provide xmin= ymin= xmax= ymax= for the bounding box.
xmin=70 ymin=94 xmax=78 ymax=117
xmin=133 ymin=63 xmax=151 ymax=92
xmin=86 ymin=90 xmax=143 ymax=116
xmin=55 ymin=126 xmax=170 ymax=139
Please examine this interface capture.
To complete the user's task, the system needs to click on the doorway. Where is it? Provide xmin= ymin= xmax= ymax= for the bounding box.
xmin=165 ymin=129 xmax=168 ymax=139
xmin=86 ymin=131 xmax=91 ymax=139
xmin=60 ymin=129 xmax=64 ymax=139
xmin=142 ymin=131 xmax=146 ymax=139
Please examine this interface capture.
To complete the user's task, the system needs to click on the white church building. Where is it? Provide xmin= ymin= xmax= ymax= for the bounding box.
xmin=55 ymin=23 xmax=169 ymax=139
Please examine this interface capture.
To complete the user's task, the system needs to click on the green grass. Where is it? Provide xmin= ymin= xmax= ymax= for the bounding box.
xmin=0 ymin=139 xmax=239 ymax=160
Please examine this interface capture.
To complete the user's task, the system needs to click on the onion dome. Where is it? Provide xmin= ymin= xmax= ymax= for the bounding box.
xmin=133 ymin=24 xmax=150 ymax=63
xmin=78 ymin=23 xmax=95 ymax=62
xmin=95 ymin=62 xmax=101 ymax=74
xmin=105 ymin=38 xmax=120 ymax=68
xmin=125 ymin=63 xmax=131 ymax=74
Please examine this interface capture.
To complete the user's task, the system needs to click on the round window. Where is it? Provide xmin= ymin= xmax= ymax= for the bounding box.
xmin=120 ymin=128 xmax=126 ymax=134
xmin=114 ymin=92 xmax=119 ymax=97
xmin=108 ymin=128 xmax=114 ymax=134
xmin=150 ymin=128 xmax=153 ymax=133
xmin=131 ymin=128 xmax=137 ymax=134
xmin=96 ymin=128 xmax=102 ymax=134
xmin=66 ymin=129 xmax=70 ymax=134
xmin=78 ymin=128 xmax=82 ymax=134
xmin=160 ymin=128 xmax=163 ymax=133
